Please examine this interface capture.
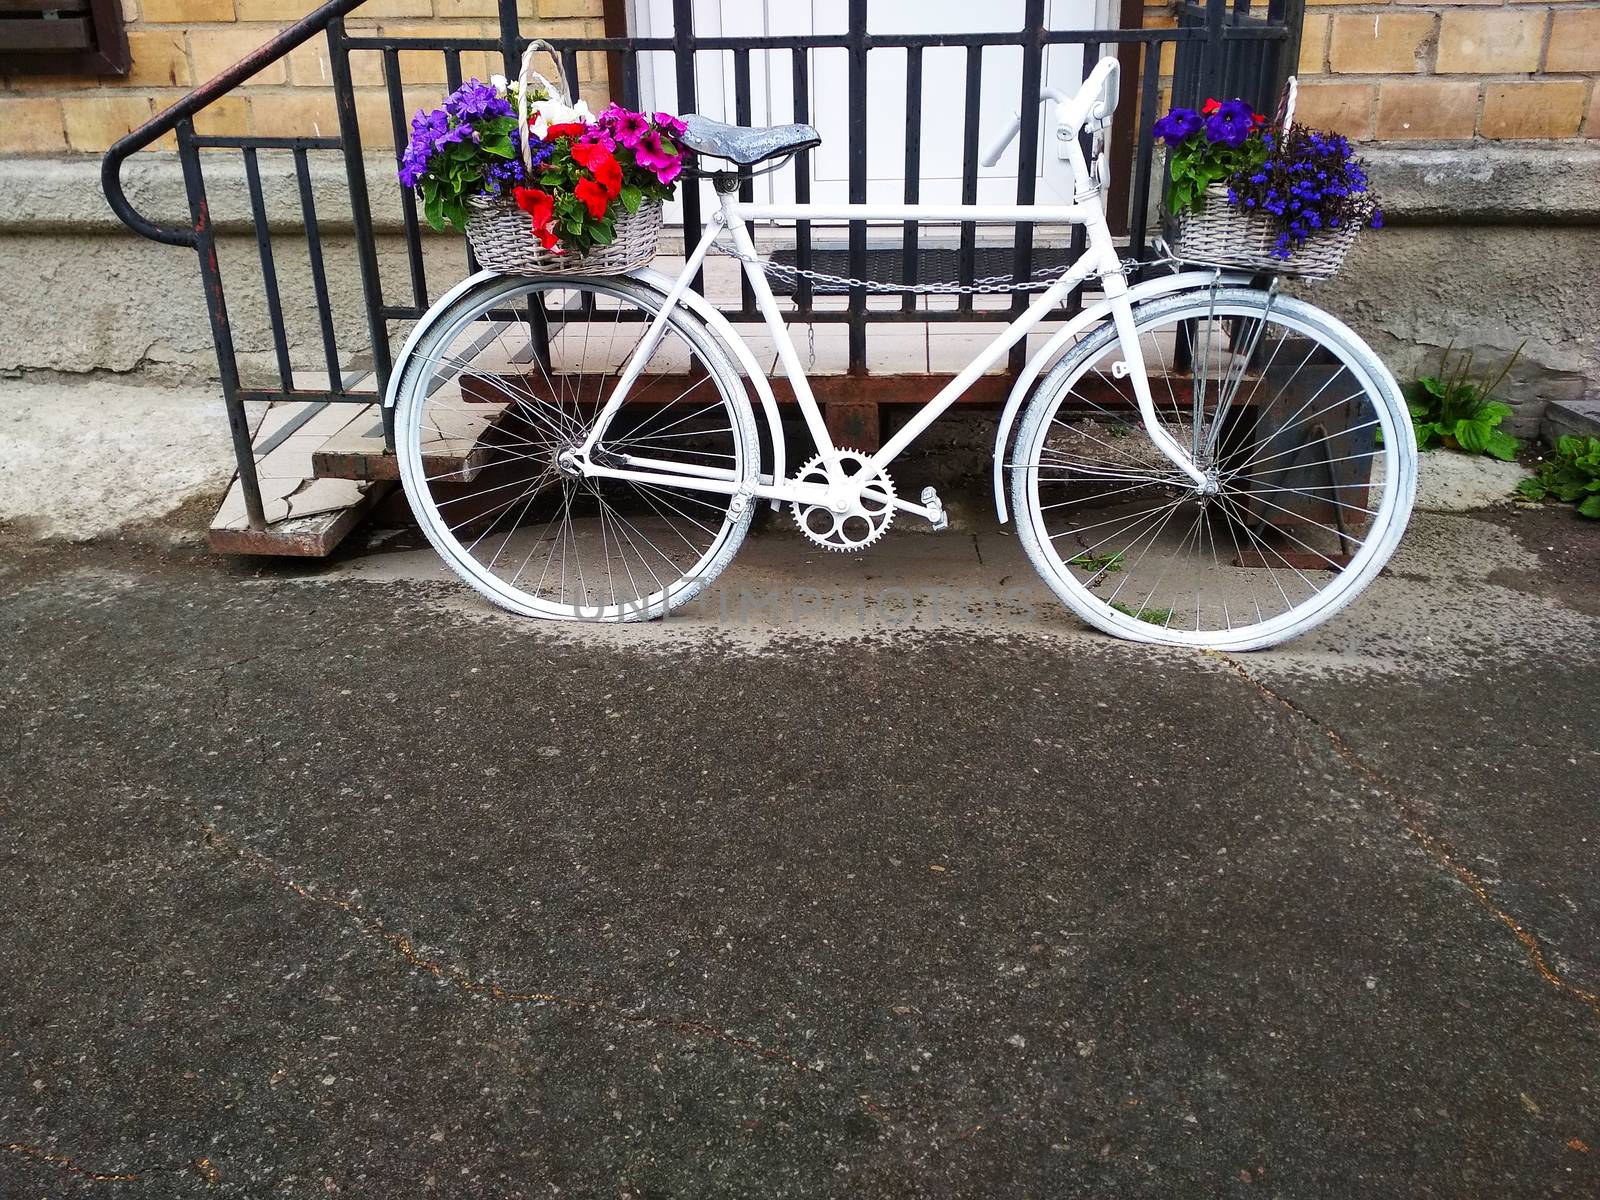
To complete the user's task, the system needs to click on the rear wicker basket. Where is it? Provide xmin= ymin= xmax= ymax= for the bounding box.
xmin=459 ymin=39 xmax=665 ymax=277
xmin=1170 ymin=184 xmax=1358 ymax=278
xmin=465 ymin=194 xmax=664 ymax=276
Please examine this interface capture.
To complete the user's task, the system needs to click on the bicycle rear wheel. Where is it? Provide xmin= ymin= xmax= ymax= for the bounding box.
xmin=1010 ymin=288 xmax=1416 ymax=650
xmin=394 ymin=274 xmax=758 ymax=621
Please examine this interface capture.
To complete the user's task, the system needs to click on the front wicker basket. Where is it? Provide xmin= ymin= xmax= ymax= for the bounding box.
xmin=1169 ymin=184 xmax=1359 ymax=278
xmin=465 ymin=194 xmax=664 ymax=276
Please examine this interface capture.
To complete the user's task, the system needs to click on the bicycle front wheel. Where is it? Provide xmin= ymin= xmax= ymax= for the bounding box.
xmin=1010 ymin=288 xmax=1416 ymax=650
xmin=394 ymin=274 xmax=758 ymax=621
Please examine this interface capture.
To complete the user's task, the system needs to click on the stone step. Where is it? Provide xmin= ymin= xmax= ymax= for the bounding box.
xmin=1542 ymin=398 xmax=1600 ymax=446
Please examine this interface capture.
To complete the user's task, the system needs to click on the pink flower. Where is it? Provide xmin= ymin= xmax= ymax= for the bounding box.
xmin=578 ymin=126 xmax=617 ymax=152
xmin=600 ymin=103 xmax=652 ymax=149
xmin=634 ymin=130 xmax=682 ymax=186
xmin=653 ymin=111 xmax=687 ymax=138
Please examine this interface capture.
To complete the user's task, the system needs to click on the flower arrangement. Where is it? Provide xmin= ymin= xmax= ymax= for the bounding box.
xmin=1154 ymin=97 xmax=1382 ymax=264
xmin=399 ymin=75 xmax=686 ymax=259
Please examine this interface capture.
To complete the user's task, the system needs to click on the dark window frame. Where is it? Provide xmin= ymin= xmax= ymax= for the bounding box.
xmin=0 ymin=0 xmax=130 ymax=76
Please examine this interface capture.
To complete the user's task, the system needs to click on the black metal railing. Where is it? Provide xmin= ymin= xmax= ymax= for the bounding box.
xmin=102 ymin=0 xmax=1299 ymax=531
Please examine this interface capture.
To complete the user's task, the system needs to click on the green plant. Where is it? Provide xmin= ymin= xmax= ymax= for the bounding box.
xmin=1068 ymin=549 xmax=1124 ymax=573
xmin=1153 ymin=99 xmax=1269 ymax=217
xmin=1110 ymin=600 xmax=1175 ymax=625
xmin=1517 ymin=435 xmax=1600 ymax=519
xmin=1405 ymin=346 xmax=1521 ymax=461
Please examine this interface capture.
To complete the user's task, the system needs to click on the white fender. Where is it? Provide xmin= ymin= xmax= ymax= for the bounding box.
xmin=991 ymin=268 xmax=1253 ymax=523
xmin=382 ymin=268 xmax=504 ymax=410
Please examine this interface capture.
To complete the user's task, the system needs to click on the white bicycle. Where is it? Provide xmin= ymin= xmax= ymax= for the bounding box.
xmin=386 ymin=58 xmax=1416 ymax=651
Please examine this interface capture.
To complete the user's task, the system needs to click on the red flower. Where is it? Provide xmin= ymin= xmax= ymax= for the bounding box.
xmin=574 ymin=177 xmax=612 ymax=219
xmin=592 ymin=154 xmax=623 ymax=198
xmin=512 ymin=186 xmax=561 ymax=250
xmin=543 ymin=121 xmax=587 ymax=141
xmin=1252 ymin=112 xmax=1266 ymax=125
xmin=1202 ymin=98 xmax=1221 ymax=115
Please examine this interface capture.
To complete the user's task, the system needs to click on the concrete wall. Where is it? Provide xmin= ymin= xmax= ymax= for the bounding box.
xmin=3 ymin=147 xmax=1595 ymax=441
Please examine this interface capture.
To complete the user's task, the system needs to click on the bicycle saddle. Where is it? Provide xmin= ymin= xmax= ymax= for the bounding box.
xmin=679 ymin=115 xmax=821 ymax=166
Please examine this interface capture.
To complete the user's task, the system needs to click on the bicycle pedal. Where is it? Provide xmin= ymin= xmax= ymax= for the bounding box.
xmin=920 ymin=486 xmax=949 ymax=532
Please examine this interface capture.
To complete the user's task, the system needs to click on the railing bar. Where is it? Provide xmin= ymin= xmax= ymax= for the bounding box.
xmin=293 ymin=146 xmax=344 ymax=392
xmin=242 ymin=147 xmax=296 ymax=392
xmin=620 ymin=47 xmax=640 ymax=109
xmin=445 ymin=47 xmax=463 ymax=92
xmin=790 ymin=45 xmax=813 ymax=315
xmin=845 ymin=0 xmax=868 ymax=373
xmin=177 ymin=117 xmax=264 ymax=529
xmin=342 ymin=31 xmax=1201 ymax=51
xmin=956 ymin=44 xmax=983 ymax=315
xmin=329 ymin=17 xmax=392 ymax=441
xmin=671 ymin=0 xmax=704 ymax=291
xmin=190 ymin=136 xmax=342 ymax=150
xmin=559 ymin=48 xmax=580 ymax=100
xmin=733 ymin=47 xmax=756 ymax=314
xmin=384 ymin=47 xmax=428 ymax=310
xmin=1128 ymin=37 xmax=1161 ymax=261
xmin=1008 ymin=0 xmax=1047 ymax=374
xmin=899 ymin=44 xmax=922 ymax=314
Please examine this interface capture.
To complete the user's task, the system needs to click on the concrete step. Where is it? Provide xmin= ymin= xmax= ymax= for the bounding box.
xmin=1542 ymin=398 xmax=1600 ymax=446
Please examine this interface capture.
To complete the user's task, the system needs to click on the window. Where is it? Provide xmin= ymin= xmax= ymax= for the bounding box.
xmin=0 ymin=0 xmax=130 ymax=76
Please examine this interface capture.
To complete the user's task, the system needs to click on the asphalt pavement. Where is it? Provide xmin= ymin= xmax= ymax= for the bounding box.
xmin=1 ymin=500 xmax=1597 ymax=1198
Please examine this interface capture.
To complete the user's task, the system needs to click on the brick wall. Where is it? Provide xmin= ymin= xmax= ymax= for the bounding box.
xmin=0 ymin=0 xmax=607 ymax=156
xmin=1295 ymin=0 xmax=1599 ymax=140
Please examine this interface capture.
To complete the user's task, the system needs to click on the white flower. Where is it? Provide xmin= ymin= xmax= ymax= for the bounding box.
xmin=490 ymin=74 xmax=508 ymax=94
xmin=528 ymin=97 xmax=595 ymax=139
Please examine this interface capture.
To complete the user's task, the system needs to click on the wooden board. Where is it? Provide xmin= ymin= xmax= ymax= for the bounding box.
xmin=209 ymin=401 xmax=392 ymax=557
xmin=312 ymin=400 xmax=510 ymax=482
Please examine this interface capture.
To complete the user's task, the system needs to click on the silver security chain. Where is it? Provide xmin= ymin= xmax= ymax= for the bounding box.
xmin=708 ymin=235 xmax=1148 ymax=296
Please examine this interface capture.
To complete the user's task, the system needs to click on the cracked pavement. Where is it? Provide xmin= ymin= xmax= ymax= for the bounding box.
xmin=1 ymin=501 xmax=1598 ymax=1198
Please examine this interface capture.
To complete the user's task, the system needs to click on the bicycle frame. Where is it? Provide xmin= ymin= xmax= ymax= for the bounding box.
xmin=574 ymin=187 xmax=1212 ymax=523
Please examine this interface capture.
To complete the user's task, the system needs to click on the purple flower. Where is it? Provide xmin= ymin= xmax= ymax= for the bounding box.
xmin=1153 ymin=107 xmax=1202 ymax=144
xmin=1204 ymin=98 xmax=1255 ymax=148
xmin=446 ymin=78 xmax=512 ymax=121
xmin=652 ymin=111 xmax=687 ymax=138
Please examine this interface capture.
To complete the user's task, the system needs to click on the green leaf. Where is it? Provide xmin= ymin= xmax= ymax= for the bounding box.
xmin=1484 ymin=430 xmax=1521 ymax=462
xmin=619 ymin=184 xmax=642 ymax=214
xmin=1477 ymin=401 xmax=1512 ymax=425
xmin=1419 ymin=376 xmax=1446 ymax=399
xmin=1579 ymin=494 xmax=1600 ymax=519
xmin=422 ymin=189 xmax=445 ymax=232
xmin=1516 ymin=478 xmax=1547 ymax=500
xmin=1453 ymin=418 xmax=1491 ymax=454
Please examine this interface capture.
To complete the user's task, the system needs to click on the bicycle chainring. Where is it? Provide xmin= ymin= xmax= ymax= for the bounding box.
xmin=790 ymin=450 xmax=896 ymax=552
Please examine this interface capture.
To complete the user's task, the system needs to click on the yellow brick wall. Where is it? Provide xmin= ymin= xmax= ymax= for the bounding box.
xmin=1295 ymin=0 xmax=1600 ymax=140
xmin=0 ymin=0 xmax=607 ymax=155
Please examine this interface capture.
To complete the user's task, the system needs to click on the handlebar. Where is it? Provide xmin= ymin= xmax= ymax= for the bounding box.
xmin=979 ymin=55 xmax=1121 ymax=169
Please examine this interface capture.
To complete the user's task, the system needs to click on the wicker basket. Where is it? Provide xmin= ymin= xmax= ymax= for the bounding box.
xmin=1169 ymin=184 xmax=1359 ymax=278
xmin=466 ymin=193 xmax=664 ymax=275
xmin=461 ymin=40 xmax=664 ymax=276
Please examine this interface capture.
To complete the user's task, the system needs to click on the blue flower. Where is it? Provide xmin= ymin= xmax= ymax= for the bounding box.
xmin=1204 ymin=98 xmax=1255 ymax=148
xmin=1153 ymin=107 xmax=1203 ymax=145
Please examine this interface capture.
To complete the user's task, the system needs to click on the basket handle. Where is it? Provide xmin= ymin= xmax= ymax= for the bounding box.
xmin=516 ymin=39 xmax=571 ymax=172
xmin=1274 ymin=75 xmax=1298 ymax=133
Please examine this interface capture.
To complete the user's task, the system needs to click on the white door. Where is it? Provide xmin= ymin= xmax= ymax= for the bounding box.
xmin=631 ymin=0 xmax=1109 ymax=209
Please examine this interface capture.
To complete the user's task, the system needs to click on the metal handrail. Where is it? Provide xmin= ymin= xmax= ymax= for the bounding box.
xmin=100 ymin=0 xmax=368 ymax=246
